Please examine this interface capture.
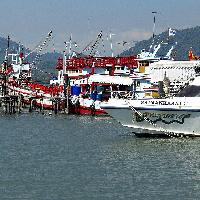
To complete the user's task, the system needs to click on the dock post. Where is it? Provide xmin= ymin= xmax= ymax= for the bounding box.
xmin=17 ymin=95 xmax=22 ymax=113
xmin=8 ymin=97 xmax=11 ymax=114
xmin=29 ymin=97 xmax=33 ymax=112
xmin=12 ymin=96 xmax=16 ymax=114
xmin=54 ymin=99 xmax=58 ymax=114
xmin=63 ymin=74 xmax=70 ymax=114
xmin=40 ymin=98 xmax=43 ymax=112
xmin=4 ymin=98 xmax=8 ymax=114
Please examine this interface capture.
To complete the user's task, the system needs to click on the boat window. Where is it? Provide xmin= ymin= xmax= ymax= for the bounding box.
xmin=12 ymin=55 xmax=17 ymax=62
xmin=176 ymin=85 xmax=200 ymax=97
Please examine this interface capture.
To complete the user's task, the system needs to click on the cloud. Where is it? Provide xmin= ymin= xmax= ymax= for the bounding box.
xmin=111 ymin=29 xmax=152 ymax=54
xmin=118 ymin=29 xmax=152 ymax=43
xmin=51 ymin=29 xmax=153 ymax=55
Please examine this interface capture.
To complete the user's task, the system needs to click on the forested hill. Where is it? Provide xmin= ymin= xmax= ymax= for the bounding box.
xmin=0 ymin=26 xmax=200 ymax=81
xmin=0 ymin=26 xmax=200 ymax=64
xmin=121 ymin=26 xmax=200 ymax=60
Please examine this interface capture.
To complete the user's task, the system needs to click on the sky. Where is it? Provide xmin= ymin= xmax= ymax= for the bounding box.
xmin=0 ymin=0 xmax=200 ymax=55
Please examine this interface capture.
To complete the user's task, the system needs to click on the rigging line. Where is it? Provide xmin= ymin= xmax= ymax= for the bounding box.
xmin=101 ymin=34 xmax=106 ymax=56
xmin=82 ymin=40 xmax=94 ymax=52
xmin=25 ymin=31 xmax=53 ymax=59
xmin=125 ymin=99 xmax=183 ymax=137
xmin=87 ymin=31 xmax=103 ymax=56
xmin=29 ymin=31 xmax=53 ymax=69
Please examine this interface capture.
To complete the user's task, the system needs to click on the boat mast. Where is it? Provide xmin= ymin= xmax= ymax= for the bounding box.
xmin=63 ymin=35 xmax=73 ymax=114
xmin=109 ymin=32 xmax=115 ymax=57
xmin=2 ymin=36 xmax=10 ymax=96
xmin=5 ymin=35 xmax=10 ymax=64
xmin=69 ymin=34 xmax=72 ymax=59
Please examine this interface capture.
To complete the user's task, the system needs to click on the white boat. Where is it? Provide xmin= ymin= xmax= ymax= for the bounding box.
xmin=126 ymin=97 xmax=200 ymax=137
xmin=101 ymin=66 xmax=200 ymax=137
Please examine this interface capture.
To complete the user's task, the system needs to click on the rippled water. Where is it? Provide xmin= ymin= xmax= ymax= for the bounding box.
xmin=0 ymin=112 xmax=199 ymax=199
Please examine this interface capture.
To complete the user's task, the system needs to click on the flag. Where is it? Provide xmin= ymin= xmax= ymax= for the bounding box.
xmin=169 ymin=28 xmax=176 ymax=36
xmin=73 ymin=42 xmax=78 ymax=47
xmin=123 ymin=41 xmax=127 ymax=46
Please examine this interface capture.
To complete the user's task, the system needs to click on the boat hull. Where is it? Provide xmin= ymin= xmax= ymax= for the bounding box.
xmin=101 ymin=98 xmax=200 ymax=137
xmin=130 ymin=109 xmax=200 ymax=137
xmin=69 ymin=105 xmax=107 ymax=115
xmin=69 ymin=96 xmax=107 ymax=115
xmin=100 ymin=99 xmax=133 ymax=125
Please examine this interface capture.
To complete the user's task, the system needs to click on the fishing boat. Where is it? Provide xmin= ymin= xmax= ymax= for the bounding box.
xmin=68 ymin=74 xmax=134 ymax=115
xmin=4 ymin=31 xmax=138 ymax=114
xmin=0 ymin=32 xmax=67 ymax=111
xmin=50 ymin=37 xmax=138 ymax=115
xmin=51 ymin=56 xmax=137 ymax=115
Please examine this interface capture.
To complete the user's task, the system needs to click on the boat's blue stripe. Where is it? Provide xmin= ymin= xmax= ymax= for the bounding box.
xmin=102 ymin=107 xmax=129 ymax=109
xmin=102 ymin=106 xmax=200 ymax=112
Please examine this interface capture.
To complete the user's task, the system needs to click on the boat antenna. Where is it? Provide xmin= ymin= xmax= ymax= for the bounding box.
xmin=68 ymin=34 xmax=72 ymax=59
xmin=152 ymin=11 xmax=157 ymax=39
xmin=5 ymin=35 xmax=10 ymax=60
xmin=150 ymin=11 xmax=157 ymax=52
xmin=64 ymin=34 xmax=73 ymax=59
xmin=149 ymin=11 xmax=157 ymax=52
xmin=7 ymin=35 xmax=10 ymax=49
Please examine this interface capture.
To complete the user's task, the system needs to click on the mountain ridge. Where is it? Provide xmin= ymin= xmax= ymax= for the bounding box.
xmin=0 ymin=26 xmax=200 ymax=82
xmin=121 ymin=26 xmax=200 ymax=60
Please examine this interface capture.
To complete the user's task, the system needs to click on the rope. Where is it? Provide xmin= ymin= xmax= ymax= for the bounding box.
xmin=126 ymin=100 xmax=185 ymax=137
xmin=30 ymin=31 xmax=53 ymax=68
xmin=81 ymin=31 xmax=103 ymax=56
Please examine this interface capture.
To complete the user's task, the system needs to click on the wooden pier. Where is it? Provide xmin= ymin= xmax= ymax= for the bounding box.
xmin=0 ymin=80 xmax=70 ymax=115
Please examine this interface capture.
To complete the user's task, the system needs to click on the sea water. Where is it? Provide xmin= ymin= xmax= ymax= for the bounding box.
xmin=0 ymin=113 xmax=199 ymax=199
